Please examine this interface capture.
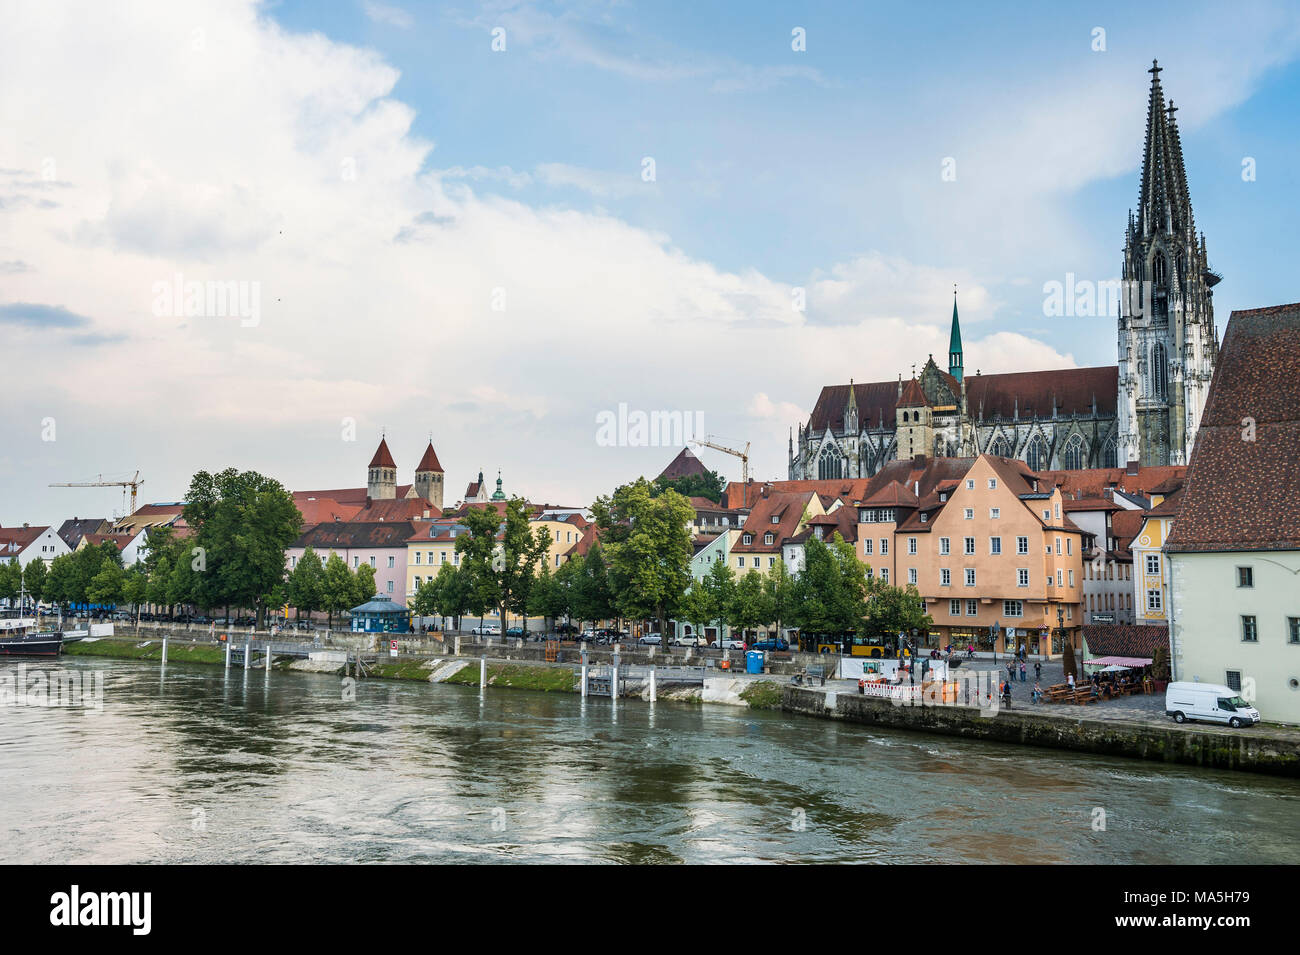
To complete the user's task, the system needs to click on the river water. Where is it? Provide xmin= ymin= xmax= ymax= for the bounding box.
xmin=1 ymin=657 xmax=1297 ymax=864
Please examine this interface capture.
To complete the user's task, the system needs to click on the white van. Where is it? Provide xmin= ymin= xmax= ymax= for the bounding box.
xmin=1165 ymin=681 xmax=1260 ymax=728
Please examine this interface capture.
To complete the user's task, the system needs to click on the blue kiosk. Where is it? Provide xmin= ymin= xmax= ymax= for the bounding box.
xmin=349 ymin=596 xmax=410 ymax=634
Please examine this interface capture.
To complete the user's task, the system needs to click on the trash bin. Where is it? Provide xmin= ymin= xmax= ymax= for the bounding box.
xmin=746 ymin=650 xmax=765 ymax=674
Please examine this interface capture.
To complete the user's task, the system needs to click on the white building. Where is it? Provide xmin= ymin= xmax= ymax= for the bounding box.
xmin=1166 ymin=305 xmax=1300 ymax=724
xmin=0 ymin=524 xmax=71 ymax=567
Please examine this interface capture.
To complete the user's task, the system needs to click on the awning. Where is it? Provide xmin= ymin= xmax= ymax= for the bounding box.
xmin=1084 ymin=655 xmax=1152 ymax=668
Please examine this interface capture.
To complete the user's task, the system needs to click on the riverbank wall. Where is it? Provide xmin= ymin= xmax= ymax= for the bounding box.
xmin=782 ymin=685 xmax=1300 ymax=778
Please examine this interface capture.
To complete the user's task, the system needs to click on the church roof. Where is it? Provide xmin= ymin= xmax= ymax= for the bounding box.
xmin=1136 ymin=59 xmax=1194 ymax=239
xmin=897 ymin=378 xmax=929 ymax=408
xmin=415 ymin=441 xmax=443 ymax=473
xmin=658 ymin=447 xmax=709 ymax=481
xmin=948 ymin=295 xmax=963 ymax=357
xmin=368 ymin=438 xmax=396 ymax=469
xmin=1166 ymin=303 xmax=1300 ymax=553
xmin=860 ymin=480 xmax=919 ymax=508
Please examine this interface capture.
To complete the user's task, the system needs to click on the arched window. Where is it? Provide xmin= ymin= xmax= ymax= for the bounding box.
xmin=1153 ymin=252 xmax=1167 ymax=288
xmin=1061 ymin=434 xmax=1086 ymax=470
xmin=1151 ymin=342 xmax=1168 ymax=401
xmin=989 ymin=435 xmax=1010 ymax=458
xmin=817 ymin=445 xmax=845 ymax=480
xmin=1025 ymin=435 xmax=1048 ymax=471
xmin=860 ymin=445 xmax=875 ymax=476
xmin=1101 ymin=436 xmax=1118 ymax=469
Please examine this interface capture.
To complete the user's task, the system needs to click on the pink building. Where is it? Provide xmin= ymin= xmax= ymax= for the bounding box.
xmin=286 ymin=521 xmax=415 ymax=606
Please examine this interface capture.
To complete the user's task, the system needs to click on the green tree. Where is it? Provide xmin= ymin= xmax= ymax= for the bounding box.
xmin=285 ymin=547 xmax=325 ymax=621
xmin=863 ymin=580 xmax=933 ymax=644
xmin=701 ymin=559 xmax=736 ymax=640
xmin=352 ymin=561 xmax=377 ymax=606
xmin=791 ymin=534 xmax=869 ymax=647
xmin=571 ymin=547 xmax=614 ymax=629
xmin=182 ymin=468 xmax=302 ymax=627
xmin=592 ymin=478 xmax=694 ymax=637
xmin=87 ymin=560 xmax=126 ymax=607
xmin=526 ymin=562 xmax=565 ymax=631
xmin=455 ymin=499 xmax=550 ymax=635
xmin=0 ymin=561 xmax=20 ymax=606
xmin=762 ymin=556 xmax=795 ymax=641
xmin=23 ymin=558 xmax=48 ymax=606
xmin=677 ymin=584 xmax=712 ymax=644
xmin=321 ymin=553 xmax=354 ymax=629
xmin=728 ymin=569 xmax=771 ymax=639
xmin=45 ymin=554 xmax=78 ymax=613
xmin=653 ymin=469 xmax=724 ymax=504
xmin=431 ymin=562 xmax=474 ymax=630
xmin=123 ymin=564 xmax=149 ymax=622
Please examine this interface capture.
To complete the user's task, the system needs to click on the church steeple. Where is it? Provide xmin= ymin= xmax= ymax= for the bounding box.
xmin=948 ymin=287 xmax=964 ymax=382
xmin=1118 ymin=60 xmax=1218 ymax=469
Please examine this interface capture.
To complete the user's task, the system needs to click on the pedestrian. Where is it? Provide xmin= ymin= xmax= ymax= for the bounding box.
xmin=1067 ymin=672 xmax=1076 ymax=690
xmin=1007 ymin=661 xmax=1015 ymax=684
xmin=1034 ymin=661 xmax=1041 ymax=680
xmin=1018 ymin=642 xmax=1025 ymax=660
xmin=1019 ymin=660 xmax=1027 ymax=682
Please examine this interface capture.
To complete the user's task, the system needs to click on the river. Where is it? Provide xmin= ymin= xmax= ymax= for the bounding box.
xmin=1 ymin=657 xmax=1296 ymax=864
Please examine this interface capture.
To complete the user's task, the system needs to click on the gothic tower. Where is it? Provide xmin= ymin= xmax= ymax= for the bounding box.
xmin=948 ymin=290 xmax=964 ymax=383
xmin=1118 ymin=60 xmax=1220 ymax=467
xmin=413 ymin=439 xmax=444 ymax=510
xmin=367 ymin=436 xmax=397 ymax=500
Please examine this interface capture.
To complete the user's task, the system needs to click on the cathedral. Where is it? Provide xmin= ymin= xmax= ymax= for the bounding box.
xmin=790 ymin=60 xmax=1218 ymax=480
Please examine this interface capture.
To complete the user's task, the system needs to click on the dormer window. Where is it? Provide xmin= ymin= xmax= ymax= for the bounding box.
xmin=743 ymin=534 xmax=753 ymax=545
xmin=813 ymin=527 xmax=823 ymax=540
xmin=764 ymin=532 xmax=774 ymax=545
xmin=771 ymin=515 xmax=779 ymax=524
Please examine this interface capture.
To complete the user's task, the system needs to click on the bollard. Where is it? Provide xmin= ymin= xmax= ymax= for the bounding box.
xmin=161 ymin=636 xmax=168 ymax=664
xmin=581 ymin=662 xmax=588 ymax=697
xmin=611 ymin=660 xmax=619 ymax=701
xmin=649 ymin=666 xmax=657 ymax=703
xmin=224 ymin=641 xmax=231 ymax=669
xmin=480 ymin=655 xmax=486 ymax=689
xmin=244 ymin=641 xmax=251 ymax=670
xmin=265 ymin=642 xmax=271 ymax=672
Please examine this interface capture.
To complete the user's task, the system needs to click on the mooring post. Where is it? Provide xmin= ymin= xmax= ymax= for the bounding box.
xmin=611 ymin=652 xmax=620 ymax=701
xmin=161 ymin=635 xmax=168 ymax=664
xmin=244 ymin=640 xmax=251 ymax=670
xmin=480 ymin=655 xmax=487 ymax=689
xmin=224 ymin=641 xmax=231 ymax=669
xmin=265 ymin=642 xmax=271 ymax=672
xmin=580 ymin=650 xmax=588 ymax=697
xmin=649 ymin=665 xmax=657 ymax=703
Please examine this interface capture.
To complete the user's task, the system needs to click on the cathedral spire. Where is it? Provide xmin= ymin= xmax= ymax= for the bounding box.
xmin=1137 ymin=59 xmax=1192 ymax=238
xmin=948 ymin=286 xmax=964 ymax=382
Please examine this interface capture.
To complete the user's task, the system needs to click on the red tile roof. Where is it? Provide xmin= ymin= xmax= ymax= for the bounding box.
xmin=1166 ymin=303 xmax=1300 ymax=552
xmin=1082 ymin=624 xmax=1169 ymax=660
xmin=658 ymin=447 xmax=709 ymax=481
xmin=897 ymin=377 xmax=929 ymax=407
xmin=294 ymin=521 xmax=418 ymax=550
xmin=293 ymin=495 xmax=363 ymax=524
xmin=734 ymin=491 xmax=816 ymax=552
xmin=368 ymin=438 xmax=397 ymax=469
xmin=415 ymin=441 xmax=443 ymax=473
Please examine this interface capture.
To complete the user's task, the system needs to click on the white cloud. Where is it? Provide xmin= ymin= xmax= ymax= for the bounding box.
xmin=362 ymin=1 xmax=413 ymax=29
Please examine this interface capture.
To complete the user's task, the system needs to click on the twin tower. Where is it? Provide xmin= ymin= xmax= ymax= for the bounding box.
xmin=366 ymin=436 xmax=444 ymax=509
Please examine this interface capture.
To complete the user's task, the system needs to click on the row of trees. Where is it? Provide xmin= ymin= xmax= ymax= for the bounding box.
xmin=283 ymin=546 xmax=377 ymax=628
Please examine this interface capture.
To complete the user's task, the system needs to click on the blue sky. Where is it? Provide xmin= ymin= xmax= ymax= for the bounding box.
xmin=2 ymin=0 xmax=1298 ymax=522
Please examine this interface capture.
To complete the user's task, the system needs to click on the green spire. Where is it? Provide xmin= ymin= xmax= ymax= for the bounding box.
xmin=948 ymin=287 xmax=964 ymax=382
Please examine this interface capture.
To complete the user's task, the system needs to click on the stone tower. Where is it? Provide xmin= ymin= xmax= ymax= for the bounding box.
xmin=1118 ymin=60 xmax=1220 ymax=467
xmin=367 ymin=436 xmax=397 ymax=500
xmin=895 ymin=378 xmax=933 ymax=460
xmin=413 ymin=439 xmax=444 ymax=510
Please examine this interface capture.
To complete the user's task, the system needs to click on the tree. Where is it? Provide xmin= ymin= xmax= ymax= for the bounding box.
xmin=87 ymin=560 xmax=125 ymax=607
xmin=122 ymin=564 xmax=149 ymax=621
xmin=592 ymin=478 xmax=694 ymax=637
xmin=527 ymin=562 xmax=567 ymax=632
xmin=455 ymin=499 xmax=550 ymax=634
xmin=0 ymin=561 xmax=20 ymax=606
xmin=864 ymin=580 xmax=933 ymax=644
xmin=182 ymin=468 xmax=302 ymax=627
xmin=45 ymin=554 xmax=78 ymax=613
xmin=571 ymin=547 xmax=614 ymax=629
xmin=791 ymin=534 xmax=869 ymax=647
xmin=678 ymin=584 xmax=712 ymax=644
xmin=432 ymin=562 xmax=474 ymax=630
xmin=321 ymin=553 xmax=354 ymax=629
xmin=728 ymin=569 xmax=771 ymax=639
xmin=286 ymin=547 xmax=325 ymax=621
xmin=23 ymin=558 xmax=48 ymax=607
xmin=352 ymin=561 xmax=377 ymax=606
xmin=653 ymin=469 xmax=724 ymax=504
xmin=762 ymin=557 xmax=795 ymax=641
xmin=701 ymin=559 xmax=736 ymax=640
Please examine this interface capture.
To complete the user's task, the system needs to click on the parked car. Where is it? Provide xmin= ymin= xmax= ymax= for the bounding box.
xmin=470 ymin=625 xmax=501 ymax=636
xmin=1165 ymin=682 xmax=1260 ymax=728
xmin=672 ymin=634 xmax=706 ymax=647
xmin=710 ymin=638 xmax=746 ymax=650
xmin=579 ymin=629 xmax=596 ymax=641
xmin=505 ymin=627 xmax=525 ymax=638
xmin=748 ymin=638 xmax=789 ymax=652
xmin=638 ymin=633 xmax=663 ymax=646
xmin=191 ymin=615 xmax=212 ymax=625
xmin=235 ymin=616 xmax=256 ymax=627
xmin=554 ymin=622 xmax=579 ymax=636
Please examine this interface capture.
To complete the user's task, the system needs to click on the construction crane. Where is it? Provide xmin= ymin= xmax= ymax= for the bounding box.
xmin=690 ymin=437 xmax=750 ymax=485
xmin=50 ymin=470 xmax=144 ymax=515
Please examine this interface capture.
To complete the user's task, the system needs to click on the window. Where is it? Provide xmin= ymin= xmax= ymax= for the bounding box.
xmin=964 ymin=537 xmax=975 ymax=555
xmin=1242 ymin=616 xmax=1258 ymax=642
xmin=1225 ymin=670 xmax=1242 ymax=693
xmin=737 ymin=557 xmax=745 ymax=568
xmin=440 ymin=551 xmax=448 ymax=564
xmin=1017 ymin=536 xmax=1029 ymax=555
xmin=1066 ymin=539 xmax=1072 ymax=556
xmin=743 ymin=534 xmax=752 ymax=545
xmin=1068 ymin=569 xmax=1074 ymax=586
xmin=965 ymin=568 xmax=976 ymax=587
xmin=880 ymin=539 xmax=888 ymax=555
xmin=769 ymin=557 xmax=775 ymax=568
xmin=1017 ymin=568 xmax=1029 ymax=587
xmin=1056 ymin=569 xmax=1063 ymax=587
xmin=880 ymin=568 xmax=889 ymax=583
xmin=1025 ymin=435 xmax=1048 ymax=471
xmin=988 ymin=479 xmax=997 ymax=490
xmin=863 ymin=539 xmax=873 ymax=555
xmin=771 ymin=515 xmax=779 ymax=524
xmin=940 ymin=537 xmax=950 ymax=555
xmin=369 ymin=556 xmax=376 ymax=568
xmin=1289 ymin=618 xmax=1299 ymax=645
xmin=764 ymin=532 xmax=774 ymax=545
xmin=908 ymin=537 xmax=917 ymax=555
xmin=1055 ymin=537 xmax=1061 ymax=555
xmin=414 ymin=552 xmax=421 ymax=565
xmin=353 ymin=556 xmax=359 ymax=568
xmin=950 ymin=599 xmax=962 ymax=617
xmin=941 ymin=568 xmax=951 ymax=586
xmin=989 ymin=507 xmax=1000 ymax=520
xmin=1003 ymin=600 xmax=1023 ymax=617
xmin=990 ymin=537 xmax=1002 ymax=555
xmin=1146 ymin=554 xmax=1160 ymax=575
xmin=1061 ymin=435 xmax=1086 ymax=470
xmin=920 ymin=513 xmax=928 ymax=523
xmin=908 ymin=568 xmax=918 ymax=585
xmin=966 ymin=599 xmax=978 ymax=616
xmin=1237 ymin=567 xmax=1254 ymax=588
xmin=964 ymin=508 xmax=974 ymax=520
xmin=1043 ymin=510 xmax=1051 ymax=521
xmin=386 ymin=580 xmax=394 ymax=594
xmin=966 ymin=479 xmax=975 ymax=490
xmin=387 ymin=556 xmax=395 ymax=568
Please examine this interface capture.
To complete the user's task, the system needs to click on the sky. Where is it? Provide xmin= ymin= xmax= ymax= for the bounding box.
xmin=2 ymin=0 xmax=1299 ymax=526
